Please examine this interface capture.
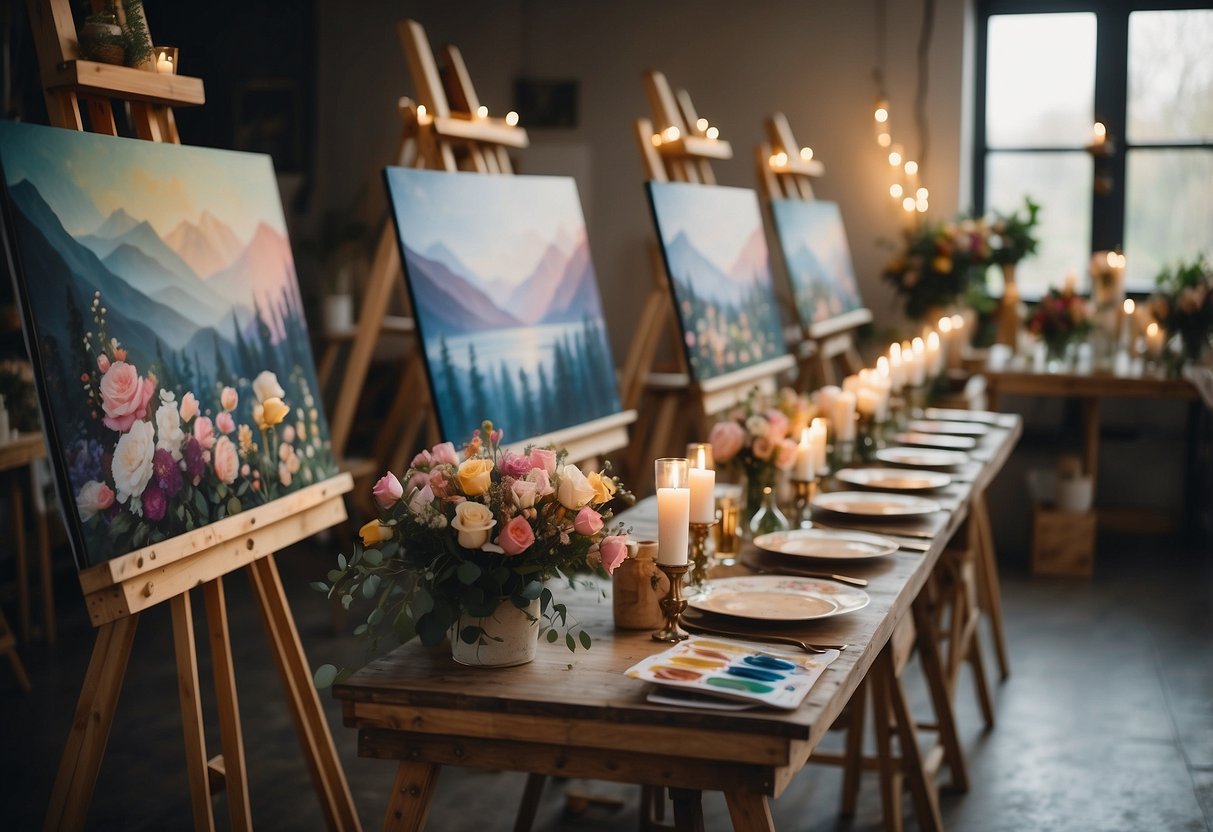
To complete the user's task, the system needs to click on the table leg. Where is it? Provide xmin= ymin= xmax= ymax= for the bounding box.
xmin=382 ymin=760 xmax=440 ymax=832
xmin=974 ymin=493 xmax=1010 ymax=680
xmin=723 ymin=791 xmax=774 ymax=832
xmin=669 ymin=788 xmax=704 ymax=832
xmin=1082 ymin=398 xmax=1100 ymax=482
xmin=511 ymin=773 xmax=545 ymax=832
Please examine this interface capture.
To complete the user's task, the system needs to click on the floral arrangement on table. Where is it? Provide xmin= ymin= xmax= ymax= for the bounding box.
xmin=986 ymin=197 xmax=1041 ymax=266
xmin=70 ymin=292 xmax=330 ymax=557
xmin=708 ymin=386 xmax=813 ymax=526
xmin=313 ymin=422 xmax=630 ymax=683
xmin=1027 ymin=286 xmax=1091 ymax=361
xmin=882 ymin=219 xmax=993 ymax=321
xmin=1149 ymin=254 xmax=1213 ymax=364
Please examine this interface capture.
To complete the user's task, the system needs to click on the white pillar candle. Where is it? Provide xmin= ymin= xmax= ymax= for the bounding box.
xmin=857 ymin=387 xmax=879 ymax=418
xmin=815 ymin=386 xmax=841 ymax=426
xmin=909 ymin=339 xmax=926 ymax=386
xmin=687 ymin=466 xmax=715 ymax=524
xmin=810 ymin=419 xmax=828 ymax=470
xmin=656 ymin=487 xmax=690 ymax=565
xmin=842 ymin=374 xmax=861 ymax=395
xmin=794 ymin=427 xmax=814 ymax=480
xmin=1063 ymin=272 xmax=1078 ymax=295
xmin=926 ymin=331 xmax=942 ymax=376
xmin=156 ymin=52 xmax=174 ymax=74
xmin=833 ymin=391 xmax=857 ymax=441
xmin=1145 ymin=322 xmax=1164 ymax=360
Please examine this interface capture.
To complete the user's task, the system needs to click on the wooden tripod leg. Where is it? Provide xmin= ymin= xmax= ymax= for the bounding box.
xmin=0 ymin=610 xmax=31 ymax=692
xmin=247 ymin=555 xmax=360 ymax=831
xmin=170 ymin=591 xmax=216 ymax=832
xmin=840 ymin=677 xmax=868 ymax=816
xmin=511 ymin=773 xmax=545 ymax=832
xmin=878 ymin=647 xmax=943 ymax=832
xmin=11 ymin=472 xmax=30 ymax=641
xmin=203 ymin=577 xmax=252 ymax=830
xmin=723 ymin=791 xmax=774 ymax=832
xmin=973 ymin=493 xmax=1010 ymax=680
xmin=45 ymin=614 xmax=139 ymax=831
xmin=382 ymin=760 xmax=440 ymax=832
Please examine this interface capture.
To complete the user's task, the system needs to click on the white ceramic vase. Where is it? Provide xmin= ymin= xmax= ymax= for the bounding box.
xmin=449 ymin=596 xmax=541 ymax=668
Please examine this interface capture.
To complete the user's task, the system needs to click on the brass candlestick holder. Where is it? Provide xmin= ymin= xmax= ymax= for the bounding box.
xmin=688 ymin=520 xmax=717 ymax=590
xmin=790 ymin=478 xmax=818 ymax=528
xmin=652 ymin=562 xmax=690 ymax=642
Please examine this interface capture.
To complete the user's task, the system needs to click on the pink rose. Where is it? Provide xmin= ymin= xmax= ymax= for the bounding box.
xmin=428 ymin=469 xmax=450 ymax=498
xmin=529 ymin=447 xmax=557 ymax=475
xmin=600 ymin=535 xmax=628 ymax=575
xmin=179 ymin=392 xmax=199 ymax=422
xmin=765 ymin=410 xmax=790 ymax=443
xmin=215 ymin=411 xmax=235 ymax=434
xmin=752 ymin=436 xmax=774 ymax=460
xmin=573 ymin=506 xmax=603 ymax=536
xmin=410 ymin=449 xmax=433 ymax=469
xmin=499 ymin=452 xmax=534 ymax=478
xmin=525 ymin=467 xmax=553 ymax=496
xmin=212 ymin=436 xmax=238 ymax=484
xmin=373 ymin=472 xmax=403 ymax=509
xmin=98 ymin=361 xmax=155 ymax=433
xmin=774 ymin=438 xmax=798 ymax=470
xmin=498 ymin=515 xmax=535 ymax=556
xmin=97 ymin=353 xmax=110 ymax=373
xmin=220 ymin=386 xmax=238 ymax=412
xmin=430 ymin=441 xmax=458 ymax=466
xmin=709 ymin=421 xmax=746 ymax=463
xmin=406 ymin=470 xmax=430 ymax=493
xmin=192 ymin=416 xmax=216 ymax=450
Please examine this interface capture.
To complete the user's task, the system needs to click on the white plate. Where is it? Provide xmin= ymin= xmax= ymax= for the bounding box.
xmin=689 ymin=575 xmax=870 ymax=621
xmin=753 ymin=528 xmax=899 ymax=560
xmin=875 ymin=447 xmax=970 ymax=469
xmin=906 ymin=419 xmax=990 ymax=437
xmin=835 ymin=467 xmax=952 ymax=492
xmin=892 ymin=432 xmax=978 ymax=451
xmin=811 ymin=490 xmax=941 ymax=517
xmin=923 ymin=407 xmax=1004 ymax=425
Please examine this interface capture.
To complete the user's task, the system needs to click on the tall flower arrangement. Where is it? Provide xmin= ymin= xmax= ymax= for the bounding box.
xmin=1149 ymin=255 xmax=1213 ymax=364
xmin=986 ymin=197 xmax=1041 ymax=266
xmin=314 ymin=422 xmax=630 ymax=684
xmin=882 ymin=219 xmax=992 ymax=320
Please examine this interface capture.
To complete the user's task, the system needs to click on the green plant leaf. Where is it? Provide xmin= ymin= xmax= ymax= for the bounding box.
xmin=519 ymin=580 xmax=543 ymax=601
xmin=456 ymin=561 xmax=482 ymax=585
xmin=309 ymin=581 xmax=329 ymax=593
xmin=353 ymin=623 xmax=368 ymax=636
xmin=565 ymin=632 xmax=576 ymax=652
xmin=341 ymin=593 xmax=353 ymax=610
xmin=337 ymin=553 xmax=347 ymax=570
xmin=363 ymin=548 xmax=383 ymax=566
xmin=546 ymin=629 xmax=559 ymax=643
xmin=227 ymin=497 xmax=242 ymax=516
xmin=413 ymin=586 xmax=434 ymax=615
xmin=313 ymin=664 xmax=338 ymax=689
xmin=367 ymin=607 xmax=384 ymax=626
xmin=362 ymin=574 xmax=381 ymax=599
xmin=578 ymin=631 xmax=591 ymax=650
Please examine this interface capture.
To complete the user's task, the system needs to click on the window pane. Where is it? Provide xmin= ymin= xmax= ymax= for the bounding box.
xmin=986 ymin=151 xmax=1092 ymax=298
xmin=986 ymin=14 xmax=1096 ymax=148
xmin=1128 ymin=10 xmax=1213 ymax=144
xmin=1124 ymin=148 xmax=1213 ymax=291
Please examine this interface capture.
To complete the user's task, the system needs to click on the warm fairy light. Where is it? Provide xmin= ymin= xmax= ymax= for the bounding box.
xmin=876 ymin=356 xmax=890 ymax=377
xmin=950 ymin=314 xmax=964 ymax=329
xmin=696 ymin=117 xmax=709 ymax=132
xmin=890 ymin=183 xmax=904 ymax=198
xmin=1093 ymin=122 xmax=1107 ymax=142
xmin=912 ymin=336 xmax=925 ymax=354
xmin=904 ymin=160 xmax=919 ymax=176
xmin=1124 ymin=298 xmax=1135 ymax=315
xmin=800 ymin=147 xmax=814 ymax=161
xmin=1146 ymin=322 xmax=1159 ymax=337
xmin=927 ymin=331 xmax=940 ymax=351
xmin=875 ymin=105 xmax=889 ymax=123
xmin=916 ymin=198 xmax=929 ymax=213
xmin=505 ymin=111 xmax=520 ymax=126
xmin=651 ymin=133 xmax=662 ymax=146
xmin=416 ymin=104 xmax=429 ymax=123
xmin=877 ymin=132 xmax=892 ymax=147
xmin=771 ymin=151 xmax=789 ymax=167
xmin=663 ymin=125 xmax=680 ymax=141
xmin=705 ymin=126 xmax=719 ymax=140
xmin=902 ymin=196 xmax=916 ymax=212
xmin=1107 ymin=251 xmax=1126 ymax=269
xmin=939 ymin=316 xmax=953 ymax=333
xmin=890 ymin=342 xmax=902 ymax=363
xmin=476 ymin=105 xmax=488 ymax=118
xmin=888 ymin=150 xmax=902 ymax=166
xmin=916 ymin=187 xmax=929 ymax=199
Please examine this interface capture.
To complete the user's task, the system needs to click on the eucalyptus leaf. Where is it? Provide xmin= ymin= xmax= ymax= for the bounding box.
xmin=337 ymin=553 xmax=348 ymax=570
xmin=519 ymin=580 xmax=543 ymax=601
xmin=367 ymin=607 xmax=384 ymax=626
xmin=362 ymin=574 xmax=381 ymax=599
xmin=413 ymin=586 xmax=434 ymax=615
xmin=546 ymin=629 xmax=559 ymax=643
xmin=363 ymin=548 xmax=383 ymax=566
xmin=456 ymin=561 xmax=482 ymax=585
xmin=309 ymin=581 xmax=329 ymax=593
xmin=313 ymin=664 xmax=338 ymax=689
xmin=353 ymin=623 xmax=368 ymax=636
xmin=579 ymin=631 xmax=591 ymax=650
xmin=341 ymin=593 xmax=353 ymax=610
xmin=565 ymin=632 xmax=576 ymax=652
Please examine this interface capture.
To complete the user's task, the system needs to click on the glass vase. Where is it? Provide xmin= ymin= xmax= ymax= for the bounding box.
xmin=748 ymin=485 xmax=790 ymax=539
xmin=740 ymin=463 xmax=777 ymax=539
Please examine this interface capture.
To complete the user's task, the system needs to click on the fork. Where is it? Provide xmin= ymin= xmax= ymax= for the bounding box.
xmin=680 ymin=618 xmax=848 ymax=654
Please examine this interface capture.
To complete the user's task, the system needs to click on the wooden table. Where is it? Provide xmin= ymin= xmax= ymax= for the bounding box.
xmin=0 ymin=433 xmax=55 ymax=644
xmin=336 ymin=416 xmax=1021 ymax=831
xmin=983 ymin=364 xmax=1204 ymax=534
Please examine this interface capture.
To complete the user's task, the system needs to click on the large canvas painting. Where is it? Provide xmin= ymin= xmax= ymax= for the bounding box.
xmin=384 ymin=168 xmax=622 ymax=444
xmin=0 ymin=121 xmax=336 ymax=568
xmin=770 ymin=199 xmax=866 ymax=331
xmin=647 ymin=182 xmax=787 ymax=382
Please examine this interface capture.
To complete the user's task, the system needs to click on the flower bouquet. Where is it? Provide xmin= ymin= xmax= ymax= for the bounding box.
xmin=708 ymin=387 xmax=812 ymax=533
xmin=1149 ymin=255 xmax=1212 ymax=366
xmin=883 ymin=219 xmax=992 ymax=321
xmin=314 ymin=422 xmax=631 ymax=676
xmin=986 ymin=197 xmax=1041 ymax=267
xmin=1027 ymin=286 xmax=1090 ymax=367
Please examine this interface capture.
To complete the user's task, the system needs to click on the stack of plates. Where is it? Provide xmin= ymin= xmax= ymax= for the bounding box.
xmin=875 ymin=446 xmax=970 ymax=469
xmin=835 ymin=467 xmax=951 ymax=492
xmin=811 ymin=490 xmax=941 ymax=517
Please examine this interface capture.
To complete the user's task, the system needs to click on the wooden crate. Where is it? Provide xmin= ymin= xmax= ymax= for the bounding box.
xmin=1030 ymin=503 xmax=1096 ymax=577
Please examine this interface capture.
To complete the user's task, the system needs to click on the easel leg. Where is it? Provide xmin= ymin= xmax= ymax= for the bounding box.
xmin=382 ymin=760 xmax=440 ymax=832
xmin=10 ymin=471 xmax=30 ymax=641
xmin=170 ymin=591 xmax=217 ymax=832
xmin=0 ymin=610 xmax=31 ymax=692
xmin=247 ymin=555 xmax=360 ymax=831
xmin=37 ymin=503 xmax=55 ymax=644
xmin=45 ymin=614 xmax=139 ymax=831
xmin=203 ymin=577 xmax=252 ymax=830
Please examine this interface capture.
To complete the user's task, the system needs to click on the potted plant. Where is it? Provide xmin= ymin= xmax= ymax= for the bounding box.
xmin=78 ymin=11 xmax=126 ymax=65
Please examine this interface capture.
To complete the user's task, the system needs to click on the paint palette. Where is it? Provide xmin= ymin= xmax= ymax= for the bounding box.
xmin=625 ymin=636 xmax=840 ymax=710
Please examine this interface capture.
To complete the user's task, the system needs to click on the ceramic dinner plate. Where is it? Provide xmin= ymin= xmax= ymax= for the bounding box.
xmin=753 ymin=528 xmax=899 ymax=561
xmin=891 ymin=431 xmax=978 ymax=451
xmin=875 ymin=446 xmax=970 ymax=469
xmin=834 ymin=467 xmax=952 ymax=492
xmin=906 ymin=419 xmax=990 ymax=437
xmin=923 ymin=407 xmax=1004 ymax=425
xmin=689 ymin=575 xmax=870 ymax=622
xmin=811 ymin=490 xmax=941 ymax=517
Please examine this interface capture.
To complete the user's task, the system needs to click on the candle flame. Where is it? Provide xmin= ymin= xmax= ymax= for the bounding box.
xmin=939 ymin=316 xmax=952 ymax=333
xmin=1124 ymin=298 xmax=1135 ymax=315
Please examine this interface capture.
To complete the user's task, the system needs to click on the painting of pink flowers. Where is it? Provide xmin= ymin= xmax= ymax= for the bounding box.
xmin=0 ymin=121 xmax=336 ymax=567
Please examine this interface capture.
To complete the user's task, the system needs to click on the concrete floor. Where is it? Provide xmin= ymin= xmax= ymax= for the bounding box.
xmin=1 ymin=528 xmax=1210 ymax=831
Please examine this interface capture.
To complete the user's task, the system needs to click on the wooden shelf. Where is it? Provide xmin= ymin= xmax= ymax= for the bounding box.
xmin=0 ymin=433 xmax=46 ymax=472
xmin=431 ymin=115 xmax=529 ymax=148
xmin=46 ymin=60 xmax=205 ymax=107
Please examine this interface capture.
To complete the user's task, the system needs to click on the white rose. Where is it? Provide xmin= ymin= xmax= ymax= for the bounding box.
xmin=556 ymin=464 xmax=595 ymax=510
xmin=511 ymin=478 xmax=538 ymax=509
xmin=155 ymin=397 xmax=185 ymax=461
xmin=745 ymin=415 xmax=770 ymax=438
xmin=252 ymin=370 xmax=285 ymax=403
xmin=112 ymin=420 xmax=155 ymax=503
xmin=76 ymin=480 xmax=112 ymax=521
xmin=408 ymin=484 xmax=435 ymax=516
xmin=451 ymin=500 xmax=495 ymax=549
xmin=525 ymin=467 xmax=554 ymax=496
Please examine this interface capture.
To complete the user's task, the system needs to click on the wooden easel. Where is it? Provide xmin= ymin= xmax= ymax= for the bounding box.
xmin=625 ymin=71 xmax=796 ymax=475
xmin=755 ymin=112 xmax=870 ymax=388
xmin=25 ymin=2 xmax=359 ymax=829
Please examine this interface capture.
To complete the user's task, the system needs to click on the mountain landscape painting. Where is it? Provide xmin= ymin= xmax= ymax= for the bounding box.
xmin=770 ymin=199 xmax=865 ymax=330
xmin=384 ymin=168 xmax=622 ymax=444
xmin=647 ymin=182 xmax=787 ymax=381
xmin=0 ymin=120 xmax=336 ymax=568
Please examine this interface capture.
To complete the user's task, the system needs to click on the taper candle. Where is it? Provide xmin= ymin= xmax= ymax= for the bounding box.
xmin=655 ymin=458 xmax=690 ymax=565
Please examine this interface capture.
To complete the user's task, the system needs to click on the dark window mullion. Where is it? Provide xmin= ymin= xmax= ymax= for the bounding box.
xmin=1093 ymin=8 xmax=1129 ymax=251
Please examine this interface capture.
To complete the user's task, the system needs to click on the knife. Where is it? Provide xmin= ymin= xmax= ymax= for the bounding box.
xmin=739 ymin=556 xmax=869 ymax=587
xmin=810 ymin=519 xmax=938 ymax=542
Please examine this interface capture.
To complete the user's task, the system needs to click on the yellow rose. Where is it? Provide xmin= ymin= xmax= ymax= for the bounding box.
xmin=359 ymin=520 xmax=393 ymax=546
xmin=586 ymin=471 xmax=617 ymax=505
xmin=257 ymin=397 xmax=290 ymax=430
xmin=450 ymin=500 xmax=496 ymax=549
xmin=456 ymin=458 xmax=494 ymax=496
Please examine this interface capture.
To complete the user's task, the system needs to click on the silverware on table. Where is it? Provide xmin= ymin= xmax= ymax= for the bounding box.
xmin=680 ymin=618 xmax=848 ymax=654
xmin=810 ymin=519 xmax=938 ymax=540
xmin=739 ymin=557 xmax=869 ymax=587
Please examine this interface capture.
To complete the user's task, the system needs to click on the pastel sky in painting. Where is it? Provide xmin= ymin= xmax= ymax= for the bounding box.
xmin=648 ymin=182 xmax=764 ymax=269
xmin=384 ymin=168 xmax=587 ymax=287
xmin=0 ymin=122 xmax=284 ymax=241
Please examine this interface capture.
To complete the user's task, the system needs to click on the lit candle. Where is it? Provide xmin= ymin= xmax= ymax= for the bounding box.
xmin=857 ymin=387 xmax=879 ymax=418
xmin=888 ymin=343 xmax=905 ymax=392
xmin=794 ymin=428 xmax=814 ymax=481
xmin=842 ymin=374 xmax=861 ymax=395
xmin=815 ymin=386 xmax=841 ymax=429
xmin=1121 ymin=298 xmax=1136 ymax=349
xmin=1145 ymin=321 xmax=1164 ymax=360
xmin=833 ymin=391 xmax=857 ymax=441
xmin=909 ymin=338 xmax=926 ymax=386
xmin=1063 ymin=272 xmax=1078 ymax=295
xmin=926 ymin=331 xmax=942 ymax=376
xmin=1092 ymin=121 xmax=1107 ymax=146
xmin=655 ymin=458 xmax=690 ymax=566
xmin=686 ymin=444 xmax=716 ymax=525
xmin=809 ymin=419 xmax=828 ymax=471
xmin=156 ymin=50 xmax=174 ymax=75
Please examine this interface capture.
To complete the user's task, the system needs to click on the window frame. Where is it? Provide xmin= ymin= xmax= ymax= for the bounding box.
xmin=973 ymin=0 xmax=1213 ymax=297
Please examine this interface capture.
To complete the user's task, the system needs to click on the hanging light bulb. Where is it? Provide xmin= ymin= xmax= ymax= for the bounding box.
xmin=888 ymin=148 xmax=903 ymax=167
xmin=902 ymin=196 xmax=916 ymax=212
xmin=874 ymin=99 xmax=889 ymax=123
xmin=904 ymin=160 xmax=919 ymax=176
xmin=696 ymin=117 xmax=708 ymax=132
xmin=800 ymin=147 xmax=814 ymax=161
xmin=705 ymin=126 xmax=719 ymax=140
xmin=890 ymin=183 xmax=904 ymax=198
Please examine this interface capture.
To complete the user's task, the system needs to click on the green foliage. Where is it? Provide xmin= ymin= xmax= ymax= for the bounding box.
xmin=987 ymin=197 xmax=1041 ymax=266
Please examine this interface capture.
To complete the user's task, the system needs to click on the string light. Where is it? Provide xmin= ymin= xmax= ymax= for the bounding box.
xmin=800 ymin=147 xmax=814 ymax=161
xmin=475 ymin=105 xmax=488 ymax=118
xmin=874 ymin=103 xmax=889 ymax=123
xmin=888 ymin=149 xmax=902 ymax=167
xmin=662 ymin=125 xmax=680 ymax=141
xmin=705 ymin=126 xmax=719 ymax=140
xmin=505 ymin=111 xmax=520 ymax=126
xmin=416 ymin=104 xmax=430 ymax=124
xmin=904 ymin=160 xmax=919 ymax=176
xmin=916 ymin=187 xmax=929 ymax=200
xmin=696 ymin=117 xmax=709 ymax=132
xmin=770 ymin=151 xmax=788 ymax=167
xmin=877 ymin=132 xmax=892 ymax=147
xmin=890 ymin=183 xmax=904 ymax=198
xmin=902 ymin=196 xmax=916 ymax=212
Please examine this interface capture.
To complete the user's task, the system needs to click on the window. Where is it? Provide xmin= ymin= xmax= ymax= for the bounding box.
xmin=974 ymin=2 xmax=1213 ymax=297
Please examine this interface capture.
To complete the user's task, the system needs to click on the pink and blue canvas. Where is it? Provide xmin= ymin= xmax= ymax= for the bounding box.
xmin=770 ymin=199 xmax=864 ymax=328
xmin=647 ymin=182 xmax=787 ymax=382
xmin=0 ymin=120 xmax=335 ymax=567
xmin=384 ymin=168 xmax=621 ymax=444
